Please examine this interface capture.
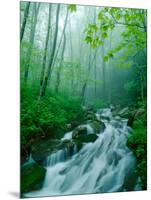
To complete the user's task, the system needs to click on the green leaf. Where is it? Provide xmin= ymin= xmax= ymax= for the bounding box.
xmin=68 ymin=5 xmax=77 ymax=12
xmin=102 ymin=32 xmax=108 ymax=39
xmin=104 ymin=56 xmax=109 ymax=62
xmin=85 ymin=35 xmax=92 ymax=43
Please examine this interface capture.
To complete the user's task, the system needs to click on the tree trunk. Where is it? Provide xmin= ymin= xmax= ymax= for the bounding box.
xmin=107 ymin=31 xmax=113 ymax=103
xmin=81 ymin=48 xmax=97 ymax=104
xmin=69 ymin=17 xmax=74 ymax=93
xmin=24 ymin=3 xmax=40 ymax=83
xmin=94 ymin=52 xmax=97 ymax=97
xmin=101 ymin=43 xmax=106 ymax=100
xmin=40 ymin=4 xmax=51 ymax=88
xmin=20 ymin=2 xmax=30 ymax=42
xmin=39 ymin=4 xmax=60 ymax=97
xmin=140 ymin=70 xmax=144 ymax=101
xmin=93 ymin=8 xmax=97 ymax=98
xmin=52 ymin=8 xmax=69 ymax=68
xmin=55 ymin=31 xmax=66 ymax=92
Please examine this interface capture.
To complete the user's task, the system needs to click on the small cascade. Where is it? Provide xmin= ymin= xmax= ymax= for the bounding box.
xmin=25 ymin=107 xmax=142 ymax=197
xmin=61 ymin=131 xmax=73 ymax=141
xmin=46 ymin=149 xmax=68 ymax=167
xmin=23 ymin=154 xmax=35 ymax=166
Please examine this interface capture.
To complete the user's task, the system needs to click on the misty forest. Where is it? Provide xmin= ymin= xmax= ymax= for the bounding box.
xmin=20 ymin=2 xmax=147 ymax=198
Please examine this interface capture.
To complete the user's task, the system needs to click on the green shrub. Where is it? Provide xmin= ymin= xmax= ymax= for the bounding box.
xmin=127 ymin=114 xmax=147 ymax=190
xmin=21 ymin=88 xmax=85 ymax=146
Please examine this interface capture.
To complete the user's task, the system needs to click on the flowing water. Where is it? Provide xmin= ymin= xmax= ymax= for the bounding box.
xmin=25 ymin=108 xmax=142 ymax=197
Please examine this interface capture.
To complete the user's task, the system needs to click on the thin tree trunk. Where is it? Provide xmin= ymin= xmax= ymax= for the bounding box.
xmin=20 ymin=2 xmax=30 ymax=42
xmin=101 ymin=43 xmax=106 ymax=100
xmin=40 ymin=4 xmax=51 ymax=88
xmin=94 ymin=52 xmax=97 ymax=97
xmin=39 ymin=4 xmax=60 ymax=97
xmin=52 ymin=8 xmax=69 ymax=68
xmin=55 ymin=31 xmax=66 ymax=92
xmin=81 ymin=48 xmax=98 ymax=104
xmin=69 ymin=17 xmax=74 ymax=93
xmin=107 ymin=31 xmax=112 ymax=103
xmin=24 ymin=3 xmax=40 ymax=83
xmin=140 ymin=70 xmax=144 ymax=101
xmin=93 ymin=7 xmax=97 ymax=98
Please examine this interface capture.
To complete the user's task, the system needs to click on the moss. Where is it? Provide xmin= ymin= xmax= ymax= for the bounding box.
xmin=72 ymin=126 xmax=87 ymax=139
xmin=90 ymin=120 xmax=105 ymax=133
xmin=21 ymin=163 xmax=46 ymax=193
xmin=73 ymin=134 xmax=98 ymax=151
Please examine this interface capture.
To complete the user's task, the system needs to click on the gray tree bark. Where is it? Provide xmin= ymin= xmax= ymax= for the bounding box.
xmin=55 ymin=31 xmax=66 ymax=92
xmin=20 ymin=2 xmax=30 ymax=42
xmin=24 ymin=3 xmax=40 ymax=83
xmin=39 ymin=4 xmax=60 ymax=97
xmin=40 ymin=4 xmax=52 ymax=87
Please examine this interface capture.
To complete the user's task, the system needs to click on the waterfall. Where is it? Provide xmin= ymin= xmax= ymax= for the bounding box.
xmin=25 ymin=108 xmax=141 ymax=197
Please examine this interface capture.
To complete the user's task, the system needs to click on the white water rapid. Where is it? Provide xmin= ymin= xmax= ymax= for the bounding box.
xmin=25 ymin=108 xmax=142 ymax=197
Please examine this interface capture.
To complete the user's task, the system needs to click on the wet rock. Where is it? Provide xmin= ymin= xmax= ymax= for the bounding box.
xmin=74 ymin=134 xmax=98 ymax=143
xmin=118 ymin=107 xmax=130 ymax=118
xmin=72 ymin=126 xmax=87 ymax=139
xmin=62 ymin=139 xmax=71 ymax=144
xmin=85 ymin=113 xmax=96 ymax=121
xmin=127 ymin=108 xmax=145 ymax=127
xmin=73 ymin=134 xmax=98 ymax=151
xmin=21 ymin=162 xmax=46 ymax=193
xmin=100 ymin=115 xmax=110 ymax=121
xmin=90 ymin=120 xmax=105 ymax=133
xmin=70 ymin=121 xmax=81 ymax=130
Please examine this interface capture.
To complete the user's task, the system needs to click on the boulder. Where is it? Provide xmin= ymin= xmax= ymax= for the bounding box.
xmin=85 ymin=113 xmax=96 ymax=121
xmin=21 ymin=162 xmax=46 ymax=193
xmin=90 ymin=120 xmax=105 ymax=133
xmin=73 ymin=134 xmax=98 ymax=151
xmin=127 ymin=108 xmax=146 ymax=127
xmin=70 ymin=121 xmax=81 ymax=130
xmin=72 ymin=126 xmax=87 ymax=139
xmin=100 ymin=115 xmax=110 ymax=121
xmin=118 ymin=107 xmax=130 ymax=118
xmin=74 ymin=134 xmax=98 ymax=143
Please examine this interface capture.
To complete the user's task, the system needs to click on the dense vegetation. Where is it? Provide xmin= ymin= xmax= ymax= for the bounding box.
xmin=127 ymin=101 xmax=147 ymax=189
xmin=20 ymin=2 xmax=147 ymax=193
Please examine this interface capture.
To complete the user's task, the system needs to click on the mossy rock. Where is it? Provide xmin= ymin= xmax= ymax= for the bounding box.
xmin=90 ymin=120 xmax=105 ymax=133
xmin=85 ymin=113 xmax=96 ymax=121
xmin=70 ymin=121 xmax=81 ymax=130
xmin=73 ymin=134 xmax=98 ymax=151
xmin=100 ymin=115 xmax=110 ymax=121
xmin=31 ymin=139 xmax=62 ymax=164
xmin=72 ymin=126 xmax=87 ymax=139
xmin=21 ymin=163 xmax=46 ymax=193
xmin=74 ymin=134 xmax=98 ymax=143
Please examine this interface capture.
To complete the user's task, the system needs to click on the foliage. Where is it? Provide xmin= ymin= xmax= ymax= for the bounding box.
xmin=21 ymin=162 xmax=46 ymax=193
xmin=21 ymin=3 xmax=147 ymax=187
xmin=68 ymin=4 xmax=77 ymax=12
xmin=89 ymin=99 xmax=108 ymax=110
xmin=127 ymin=111 xmax=147 ymax=189
xmin=85 ymin=7 xmax=146 ymax=62
xmin=21 ymin=86 xmax=85 ymax=146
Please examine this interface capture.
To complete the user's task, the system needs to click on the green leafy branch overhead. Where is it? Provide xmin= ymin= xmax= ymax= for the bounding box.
xmin=84 ymin=7 xmax=147 ymax=63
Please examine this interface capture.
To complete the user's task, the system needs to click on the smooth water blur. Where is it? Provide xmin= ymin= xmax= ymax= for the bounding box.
xmin=25 ymin=108 xmax=141 ymax=197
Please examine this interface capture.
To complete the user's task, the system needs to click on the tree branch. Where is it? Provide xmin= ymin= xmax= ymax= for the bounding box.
xmin=109 ymin=12 xmax=146 ymax=30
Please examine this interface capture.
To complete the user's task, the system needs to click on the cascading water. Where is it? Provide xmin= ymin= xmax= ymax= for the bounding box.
xmin=25 ymin=108 xmax=142 ymax=197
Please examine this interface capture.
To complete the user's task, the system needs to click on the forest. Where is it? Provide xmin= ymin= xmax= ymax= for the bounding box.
xmin=20 ymin=1 xmax=147 ymax=198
